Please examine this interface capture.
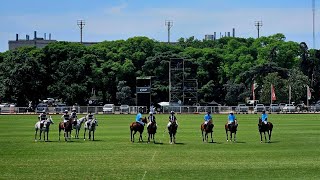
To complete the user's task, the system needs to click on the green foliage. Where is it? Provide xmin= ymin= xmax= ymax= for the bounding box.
xmin=0 ymin=34 xmax=318 ymax=105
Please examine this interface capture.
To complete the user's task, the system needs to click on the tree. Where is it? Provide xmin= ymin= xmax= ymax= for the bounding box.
xmin=116 ymin=81 xmax=133 ymax=105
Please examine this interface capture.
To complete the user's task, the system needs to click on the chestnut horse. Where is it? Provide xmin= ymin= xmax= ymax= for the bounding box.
xmin=258 ymin=118 xmax=273 ymax=143
xmin=201 ymin=121 xmax=214 ymax=143
xmin=130 ymin=117 xmax=148 ymax=142
xmin=225 ymin=121 xmax=238 ymax=142
xmin=58 ymin=118 xmax=74 ymax=141
xmin=147 ymin=121 xmax=157 ymax=143
xmin=168 ymin=121 xmax=178 ymax=144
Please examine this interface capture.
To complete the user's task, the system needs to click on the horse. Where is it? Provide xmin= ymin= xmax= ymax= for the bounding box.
xmin=34 ymin=116 xmax=54 ymax=142
xmin=130 ymin=117 xmax=148 ymax=142
xmin=84 ymin=119 xmax=98 ymax=141
xmin=201 ymin=121 xmax=214 ymax=143
xmin=168 ymin=121 xmax=178 ymax=144
xmin=73 ymin=117 xmax=86 ymax=139
xmin=58 ymin=118 xmax=74 ymax=141
xmin=258 ymin=118 xmax=273 ymax=143
xmin=225 ymin=121 xmax=238 ymax=142
xmin=147 ymin=121 xmax=157 ymax=143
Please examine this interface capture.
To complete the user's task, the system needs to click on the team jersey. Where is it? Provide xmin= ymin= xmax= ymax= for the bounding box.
xmin=136 ymin=113 xmax=142 ymax=121
xmin=204 ymin=114 xmax=212 ymax=121
xmin=62 ymin=114 xmax=70 ymax=121
xmin=39 ymin=114 xmax=47 ymax=121
xmin=169 ymin=115 xmax=177 ymax=122
xmin=148 ymin=115 xmax=156 ymax=122
xmin=228 ymin=114 xmax=236 ymax=122
xmin=71 ymin=112 xmax=77 ymax=119
xmin=261 ymin=114 xmax=268 ymax=121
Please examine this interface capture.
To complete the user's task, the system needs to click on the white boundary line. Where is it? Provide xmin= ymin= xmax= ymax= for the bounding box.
xmin=141 ymin=170 xmax=147 ymax=180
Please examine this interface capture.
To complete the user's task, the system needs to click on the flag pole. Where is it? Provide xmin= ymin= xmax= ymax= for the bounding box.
xmin=307 ymin=85 xmax=309 ymax=107
xmin=270 ymin=84 xmax=272 ymax=105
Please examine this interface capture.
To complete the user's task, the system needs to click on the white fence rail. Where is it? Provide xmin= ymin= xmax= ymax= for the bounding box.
xmin=1 ymin=105 xmax=318 ymax=114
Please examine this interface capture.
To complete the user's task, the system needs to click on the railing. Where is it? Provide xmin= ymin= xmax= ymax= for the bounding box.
xmin=2 ymin=105 xmax=319 ymax=114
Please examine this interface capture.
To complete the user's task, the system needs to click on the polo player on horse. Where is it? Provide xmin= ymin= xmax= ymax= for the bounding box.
xmin=86 ymin=112 xmax=95 ymax=127
xmin=61 ymin=110 xmax=70 ymax=130
xmin=227 ymin=111 xmax=237 ymax=129
xmin=147 ymin=111 xmax=157 ymax=129
xmin=167 ymin=111 xmax=178 ymax=128
xmin=38 ymin=110 xmax=47 ymax=128
xmin=136 ymin=109 xmax=145 ymax=127
xmin=203 ymin=111 xmax=212 ymax=129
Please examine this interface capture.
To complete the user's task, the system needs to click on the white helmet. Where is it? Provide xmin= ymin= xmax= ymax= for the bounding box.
xmin=230 ymin=111 xmax=234 ymax=114
xmin=149 ymin=112 xmax=153 ymax=115
xmin=170 ymin=111 xmax=175 ymax=114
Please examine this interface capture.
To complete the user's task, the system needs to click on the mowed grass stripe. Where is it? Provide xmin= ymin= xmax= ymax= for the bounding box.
xmin=0 ymin=114 xmax=319 ymax=179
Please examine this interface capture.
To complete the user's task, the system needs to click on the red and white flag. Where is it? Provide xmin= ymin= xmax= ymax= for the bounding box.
xmin=271 ymin=84 xmax=276 ymax=101
xmin=307 ymin=86 xmax=312 ymax=100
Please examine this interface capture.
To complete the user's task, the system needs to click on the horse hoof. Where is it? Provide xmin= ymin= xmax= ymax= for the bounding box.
xmin=260 ymin=141 xmax=262 ymax=143
xmin=84 ymin=139 xmax=86 ymax=141
xmin=35 ymin=140 xmax=37 ymax=142
xmin=227 ymin=140 xmax=229 ymax=142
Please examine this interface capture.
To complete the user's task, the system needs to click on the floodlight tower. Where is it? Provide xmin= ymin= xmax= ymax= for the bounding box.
xmin=254 ymin=21 xmax=263 ymax=38
xmin=77 ymin=20 xmax=85 ymax=44
xmin=165 ymin=20 xmax=173 ymax=43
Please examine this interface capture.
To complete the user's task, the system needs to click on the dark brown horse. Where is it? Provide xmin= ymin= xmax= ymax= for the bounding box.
xmin=147 ymin=121 xmax=157 ymax=143
xmin=201 ymin=121 xmax=214 ymax=143
xmin=225 ymin=121 xmax=238 ymax=142
xmin=258 ymin=118 xmax=273 ymax=143
xmin=130 ymin=117 xmax=148 ymax=142
xmin=59 ymin=118 xmax=74 ymax=141
xmin=168 ymin=121 xmax=178 ymax=144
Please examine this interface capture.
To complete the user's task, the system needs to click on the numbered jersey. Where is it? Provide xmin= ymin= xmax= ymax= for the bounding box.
xmin=63 ymin=114 xmax=70 ymax=121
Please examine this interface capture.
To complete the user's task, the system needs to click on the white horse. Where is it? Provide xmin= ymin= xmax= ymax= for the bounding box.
xmin=84 ymin=119 xmax=98 ymax=141
xmin=34 ymin=116 xmax=54 ymax=142
xmin=73 ymin=117 xmax=86 ymax=139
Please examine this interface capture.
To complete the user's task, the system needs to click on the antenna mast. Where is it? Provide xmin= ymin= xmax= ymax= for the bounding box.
xmin=77 ymin=20 xmax=85 ymax=44
xmin=165 ymin=20 xmax=173 ymax=43
xmin=254 ymin=21 xmax=263 ymax=38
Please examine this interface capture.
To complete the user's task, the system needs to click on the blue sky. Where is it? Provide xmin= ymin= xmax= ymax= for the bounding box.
xmin=0 ymin=0 xmax=318 ymax=52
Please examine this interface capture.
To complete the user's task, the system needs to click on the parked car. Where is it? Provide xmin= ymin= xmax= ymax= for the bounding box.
xmin=36 ymin=103 xmax=49 ymax=113
xmin=279 ymin=103 xmax=286 ymax=112
xmin=235 ymin=104 xmax=248 ymax=114
xmin=120 ymin=105 xmax=130 ymax=114
xmin=310 ymin=103 xmax=320 ymax=112
xmin=269 ymin=104 xmax=281 ymax=113
xmin=54 ymin=103 xmax=68 ymax=114
xmin=103 ymin=104 xmax=114 ymax=114
xmin=254 ymin=104 xmax=265 ymax=113
xmin=282 ymin=104 xmax=296 ymax=113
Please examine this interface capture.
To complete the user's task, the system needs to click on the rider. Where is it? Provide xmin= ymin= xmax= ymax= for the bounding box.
xmin=38 ymin=110 xmax=47 ymax=125
xmin=86 ymin=112 xmax=95 ymax=127
xmin=61 ymin=110 xmax=70 ymax=128
xmin=147 ymin=111 xmax=157 ymax=129
xmin=227 ymin=111 xmax=237 ymax=129
xmin=261 ymin=110 xmax=268 ymax=124
xmin=204 ymin=111 xmax=212 ymax=128
xmin=167 ymin=111 xmax=178 ymax=128
xmin=136 ymin=110 xmax=144 ymax=126
xmin=70 ymin=108 xmax=77 ymax=120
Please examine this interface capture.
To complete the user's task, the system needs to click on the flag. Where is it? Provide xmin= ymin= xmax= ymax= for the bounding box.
xmin=252 ymin=83 xmax=255 ymax=101
xmin=307 ymin=86 xmax=312 ymax=100
xmin=271 ymin=84 xmax=276 ymax=101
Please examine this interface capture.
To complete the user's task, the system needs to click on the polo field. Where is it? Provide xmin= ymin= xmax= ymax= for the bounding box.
xmin=0 ymin=114 xmax=319 ymax=179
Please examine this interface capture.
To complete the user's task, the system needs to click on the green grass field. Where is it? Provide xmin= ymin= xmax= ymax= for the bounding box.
xmin=0 ymin=114 xmax=319 ymax=179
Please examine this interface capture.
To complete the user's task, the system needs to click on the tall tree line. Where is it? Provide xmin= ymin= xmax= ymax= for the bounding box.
xmin=0 ymin=34 xmax=318 ymax=106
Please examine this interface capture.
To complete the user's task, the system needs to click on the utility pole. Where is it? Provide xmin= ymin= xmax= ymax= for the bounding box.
xmin=313 ymin=0 xmax=316 ymax=48
xmin=77 ymin=20 xmax=85 ymax=43
xmin=165 ymin=20 xmax=173 ymax=43
xmin=254 ymin=21 xmax=263 ymax=38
